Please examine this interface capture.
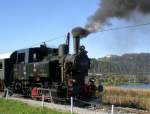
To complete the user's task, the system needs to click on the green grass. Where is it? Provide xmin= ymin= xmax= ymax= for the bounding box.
xmin=0 ymin=98 xmax=70 ymax=114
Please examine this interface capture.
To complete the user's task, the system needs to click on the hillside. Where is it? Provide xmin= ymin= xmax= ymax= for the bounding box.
xmin=89 ymin=53 xmax=150 ymax=75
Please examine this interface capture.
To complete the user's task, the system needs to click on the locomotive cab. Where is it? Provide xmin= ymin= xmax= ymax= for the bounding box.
xmin=8 ymin=46 xmax=59 ymax=94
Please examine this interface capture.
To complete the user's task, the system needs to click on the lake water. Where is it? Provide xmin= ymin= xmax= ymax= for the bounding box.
xmin=120 ymin=83 xmax=150 ymax=89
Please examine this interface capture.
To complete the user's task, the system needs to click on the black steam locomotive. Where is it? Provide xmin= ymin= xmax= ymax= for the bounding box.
xmin=3 ymin=29 xmax=97 ymax=100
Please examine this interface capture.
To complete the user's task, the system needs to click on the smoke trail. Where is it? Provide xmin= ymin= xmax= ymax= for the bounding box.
xmin=72 ymin=27 xmax=89 ymax=38
xmin=85 ymin=0 xmax=150 ymax=33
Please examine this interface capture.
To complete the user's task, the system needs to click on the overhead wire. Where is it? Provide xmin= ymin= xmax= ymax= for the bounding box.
xmin=29 ymin=34 xmax=66 ymax=47
xmin=1 ymin=34 xmax=66 ymax=53
xmin=12 ymin=22 xmax=150 ymax=48
xmin=2 ymin=22 xmax=150 ymax=53
xmin=97 ymin=22 xmax=150 ymax=33
xmin=29 ymin=22 xmax=150 ymax=47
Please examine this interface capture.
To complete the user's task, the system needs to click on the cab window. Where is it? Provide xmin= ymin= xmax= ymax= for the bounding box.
xmin=29 ymin=49 xmax=48 ymax=62
xmin=0 ymin=62 xmax=2 ymax=69
xmin=17 ymin=53 xmax=25 ymax=63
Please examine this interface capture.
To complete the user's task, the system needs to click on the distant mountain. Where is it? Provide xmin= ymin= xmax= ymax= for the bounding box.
xmin=89 ymin=53 xmax=150 ymax=75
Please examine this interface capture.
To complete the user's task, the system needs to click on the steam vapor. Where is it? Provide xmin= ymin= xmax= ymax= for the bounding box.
xmin=85 ymin=0 xmax=150 ymax=33
xmin=71 ymin=27 xmax=89 ymax=38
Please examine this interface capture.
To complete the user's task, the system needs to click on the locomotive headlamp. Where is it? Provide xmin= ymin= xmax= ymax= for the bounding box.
xmin=89 ymin=78 xmax=95 ymax=82
xmin=72 ymin=79 xmax=76 ymax=82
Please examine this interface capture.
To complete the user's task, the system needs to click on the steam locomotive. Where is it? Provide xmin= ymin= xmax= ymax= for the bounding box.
xmin=2 ymin=28 xmax=98 ymax=100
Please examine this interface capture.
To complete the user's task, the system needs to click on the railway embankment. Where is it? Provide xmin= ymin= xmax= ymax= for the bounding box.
xmin=0 ymin=92 xmax=108 ymax=114
xmin=1 ymin=91 xmax=150 ymax=114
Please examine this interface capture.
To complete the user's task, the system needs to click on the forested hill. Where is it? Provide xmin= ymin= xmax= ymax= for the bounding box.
xmin=89 ymin=53 xmax=150 ymax=75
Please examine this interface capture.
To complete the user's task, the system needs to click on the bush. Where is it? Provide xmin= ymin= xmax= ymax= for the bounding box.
xmin=101 ymin=86 xmax=150 ymax=111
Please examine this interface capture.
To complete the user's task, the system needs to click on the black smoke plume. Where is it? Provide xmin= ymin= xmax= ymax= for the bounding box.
xmin=72 ymin=27 xmax=89 ymax=38
xmin=85 ymin=0 xmax=150 ymax=33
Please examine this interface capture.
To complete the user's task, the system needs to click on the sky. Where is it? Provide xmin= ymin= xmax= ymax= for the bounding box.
xmin=0 ymin=0 xmax=150 ymax=58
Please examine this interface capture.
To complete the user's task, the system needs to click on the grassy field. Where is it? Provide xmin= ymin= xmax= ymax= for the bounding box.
xmin=101 ymin=86 xmax=150 ymax=111
xmin=0 ymin=98 xmax=70 ymax=114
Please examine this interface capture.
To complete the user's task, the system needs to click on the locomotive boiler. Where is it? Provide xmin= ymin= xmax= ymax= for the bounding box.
xmin=4 ymin=28 xmax=96 ymax=100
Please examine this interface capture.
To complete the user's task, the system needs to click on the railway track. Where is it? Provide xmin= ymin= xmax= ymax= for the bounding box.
xmin=0 ymin=91 xmax=149 ymax=114
xmin=0 ymin=91 xmax=108 ymax=114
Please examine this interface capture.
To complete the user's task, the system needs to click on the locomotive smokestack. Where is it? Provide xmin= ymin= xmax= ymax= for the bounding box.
xmin=73 ymin=37 xmax=80 ymax=54
xmin=72 ymin=27 xmax=89 ymax=54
